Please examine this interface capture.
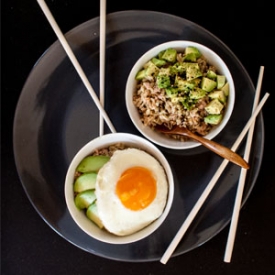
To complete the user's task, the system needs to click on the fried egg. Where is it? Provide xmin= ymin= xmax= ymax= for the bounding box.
xmin=95 ymin=148 xmax=168 ymax=236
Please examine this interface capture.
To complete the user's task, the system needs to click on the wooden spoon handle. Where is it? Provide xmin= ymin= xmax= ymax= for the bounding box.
xmin=188 ymin=132 xmax=249 ymax=169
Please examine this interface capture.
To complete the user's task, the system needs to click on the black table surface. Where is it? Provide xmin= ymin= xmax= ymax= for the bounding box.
xmin=2 ymin=1 xmax=275 ymax=274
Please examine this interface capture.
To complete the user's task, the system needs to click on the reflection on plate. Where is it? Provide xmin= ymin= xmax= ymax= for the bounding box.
xmin=13 ymin=10 xmax=264 ymax=262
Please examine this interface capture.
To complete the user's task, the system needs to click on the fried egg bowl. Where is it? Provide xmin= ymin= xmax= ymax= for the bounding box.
xmin=64 ymin=133 xmax=174 ymax=244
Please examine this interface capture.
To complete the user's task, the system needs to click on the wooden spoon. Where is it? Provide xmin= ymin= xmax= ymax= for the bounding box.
xmin=155 ymin=125 xmax=249 ymax=169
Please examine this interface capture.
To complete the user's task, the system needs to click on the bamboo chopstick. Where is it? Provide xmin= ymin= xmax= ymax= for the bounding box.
xmin=37 ymin=0 xmax=116 ymax=134
xmin=160 ymin=92 xmax=270 ymax=264
xmin=224 ymin=66 xmax=265 ymax=263
xmin=99 ymin=0 xmax=107 ymax=136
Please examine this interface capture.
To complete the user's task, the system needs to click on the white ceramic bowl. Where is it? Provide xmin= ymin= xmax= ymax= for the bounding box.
xmin=125 ymin=40 xmax=235 ymax=150
xmin=64 ymin=133 xmax=174 ymax=244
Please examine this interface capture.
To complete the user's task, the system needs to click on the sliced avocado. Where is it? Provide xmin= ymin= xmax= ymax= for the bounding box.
xmin=201 ymin=77 xmax=217 ymax=92
xmin=76 ymin=155 xmax=110 ymax=173
xmin=161 ymin=48 xmax=177 ymax=63
xmin=74 ymin=172 xmax=97 ymax=193
xmin=74 ymin=189 xmax=96 ymax=210
xmin=189 ymin=87 xmax=207 ymax=99
xmin=216 ymin=75 xmax=226 ymax=89
xmin=205 ymin=99 xmax=224 ymax=114
xmin=221 ymin=82 xmax=230 ymax=96
xmin=86 ymin=202 xmax=104 ymax=229
xmin=204 ymin=114 xmax=223 ymax=125
xmin=186 ymin=63 xmax=203 ymax=81
xmin=208 ymin=90 xmax=227 ymax=103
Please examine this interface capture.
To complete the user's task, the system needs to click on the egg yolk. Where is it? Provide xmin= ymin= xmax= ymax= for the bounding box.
xmin=116 ymin=166 xmax=157 ymax=211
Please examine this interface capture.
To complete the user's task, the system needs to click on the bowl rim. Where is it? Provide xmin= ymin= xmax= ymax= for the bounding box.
xmin=125 ymin=40 xmax=235 ymax=150
xmin=64 ymin=132 xmax=174 ymax=244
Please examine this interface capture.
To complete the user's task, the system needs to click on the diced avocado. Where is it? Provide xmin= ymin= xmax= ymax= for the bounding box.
xmin=206 ymin=70 xmax=217 ymax=80
xmin=208 ymin=90 xmax=227 ymax=103
xmin=192 ymin=78 xmax=201 ymax=86
xmin=135 ymin=69 xmax=146 ymax=80
xmin=184 ymin=53 xmax=197 ymax=62
xmin=221 ymin=82 xmax=230 ymax=96
xmin=177 ymin=79 xmax=195 ymax=91
xmin=186 ymin=63 xmax=203 ymax=81
xmin=184 ymin=47 xmax=202 ymax=62
xmin=158 ymin=50 xmax=165 ymax=59
xmin=184 ymin=46 xmax=201 ymax=62
xmin=157 ymin=74 xmax=170 ymax=88
xmin=204 ymin=114 xmax=223 ymax=125
xmin=179 ymin=96 xmax=194 ymax=110
xmin=189 ymin=87 xmax=207 ymax=99
xmin=171 ymin=96 xmax=185 ymax=104
xmin=216 ymin=75 xmax=226 ymax=89
xmin=74 ymin=172 xmax=97 ymax=193
xmin=185 ymin=46 xmax=202 ymax=58
xmin=205 ymin=99 xmax=224 ymax=114
xmin=182 ymin=62 xmax=195 ymax=67
xmin=86 ymin=202 xmax=104 ymax=229
xmin=158 ymin=67 xmax=171 ymax=76
xmin=161 ymin=48 xmax=177 ymax=63
xmin=76 ymin=155 xmax=110 ymax=173
xmin=144 ymin=61 xmax=159 ymax=76
xmin=74 ymin=189 xmax=96 ymax=210
xmin=169 ymin=64 xmax=180 ymax=76
xmin=175 ymin=76 xmax=195 ymax=91
xmin=171 ymin=62 xmax=188 ymax=75
xmin=165 ymin=87 xmax=179 ymax=98
xmin=201 ymin=77 xmax=217 ymax=92
xmin=143 ymin=60 xmax=152 ymax=69
xmin=151 ymin=57 xmax=167 ymax=67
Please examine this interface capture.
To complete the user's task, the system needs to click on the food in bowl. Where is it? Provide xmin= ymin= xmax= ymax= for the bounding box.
xmin=65 ymin=133 xmax=174 ymax=244
xmin=74 ymin=144 xmax=168 ymax=236
xmin=134 ymin=46 xmax=229 ymax=140
xmin=126 ymin=41 xmax=235 ymax=150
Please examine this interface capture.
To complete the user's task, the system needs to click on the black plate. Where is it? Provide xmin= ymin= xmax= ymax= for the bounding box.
xmin=13 ymin=10 xmax=264 ymax=262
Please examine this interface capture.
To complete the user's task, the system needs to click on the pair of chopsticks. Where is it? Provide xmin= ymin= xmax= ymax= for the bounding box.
xmin=223 ymin=66 xmax=265 ymax=262
xmin=160 ymin=68 xmax=269 ymax=264
xmin=37 ymin=0 xmax=114 ymax=135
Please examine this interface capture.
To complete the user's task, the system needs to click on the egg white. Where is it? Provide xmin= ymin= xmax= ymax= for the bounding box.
xmin=95 ymin=148 xmax=168 ymax=236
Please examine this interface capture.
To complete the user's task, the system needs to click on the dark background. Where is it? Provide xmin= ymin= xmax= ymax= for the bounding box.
xmin=2 ymin=0 xmax=275 ymax=274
